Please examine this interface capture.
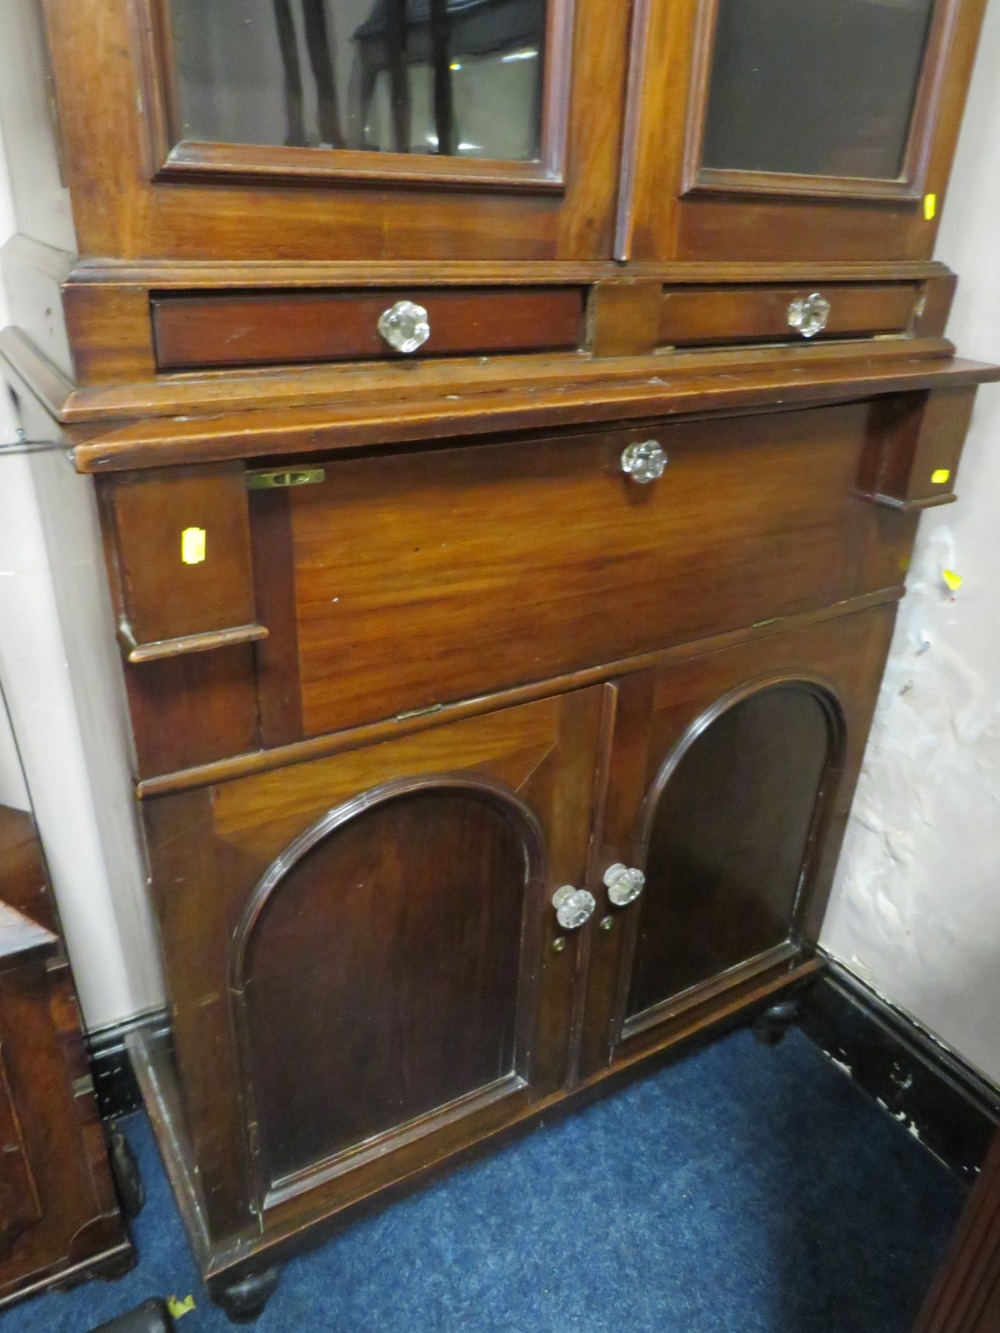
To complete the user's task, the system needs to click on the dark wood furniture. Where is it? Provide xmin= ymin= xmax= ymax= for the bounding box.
xmin=0 ymin=804 xmax=133 ymax=1307
xmin=1 ymin=0 xmax=997 ymax=1320
xmin=915 ymin=1122 xmax=1000 ymax=1331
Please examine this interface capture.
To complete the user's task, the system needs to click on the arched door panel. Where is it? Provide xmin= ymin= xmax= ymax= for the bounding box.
xmin=628 ymin=684 xmax=835 ymax=1018
xmin=234 ymin=783 xmax=540 ymax=1197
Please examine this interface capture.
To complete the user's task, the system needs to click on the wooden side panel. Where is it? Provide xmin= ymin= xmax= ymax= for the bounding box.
xmin=0 ymin=957 xmax=131 ymax=1303
xmin=123 ymin=646 xmax=261 ymax=779
xmin=144 ymin=688 xmax=603 ymax=1241
xmin=286 ymin=404 xmax=885 ymax=739
xmin=103 ymin=464 xmax=257 ymax=645
xmin=860 ymin=386 xmax=977 ymax=509
xmin=0 ymin=1042 xmax=42 ymax=1259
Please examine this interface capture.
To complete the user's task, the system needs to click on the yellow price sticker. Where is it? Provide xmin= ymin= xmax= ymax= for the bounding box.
xmin=181 ymin=527 xmax=207 ymax=565
xmin=923 ymin=193 xmax=937 ymax=221
xmin=931 ymin=468 xmax=951 ymax=485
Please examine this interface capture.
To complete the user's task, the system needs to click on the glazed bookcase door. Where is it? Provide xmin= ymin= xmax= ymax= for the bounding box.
xmin=617 ymin=0 xmax=988 ymax=262
xmin=43 ymin=0 xmax=633 ymax=260
xmin=143 ymin=687 xmax=602 ymax=1239
xmin=578 ymin=606 xmax=897 ymax=1077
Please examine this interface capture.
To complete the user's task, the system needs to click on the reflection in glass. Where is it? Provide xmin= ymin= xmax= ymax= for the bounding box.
xmin=701 ymin=0 xmax=936 ymax=180
xmin=168 ymin=0 xmax=548 ymax=161
xmin=628 ymin=685 xmax=833 ymax=1017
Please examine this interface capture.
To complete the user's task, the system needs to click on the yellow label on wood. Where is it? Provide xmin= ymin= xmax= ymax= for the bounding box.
xmin=931 ymin=468 xmax=951 ymax=485
xmin=181 ymin=527 xmax=206 ymax=565
xmin=923 ymin=193 xmax=937 ymax=221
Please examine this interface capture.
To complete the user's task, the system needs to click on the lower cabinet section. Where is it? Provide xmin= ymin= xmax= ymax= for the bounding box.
xmin=137 ymin=599 xmax=896 ymax=1304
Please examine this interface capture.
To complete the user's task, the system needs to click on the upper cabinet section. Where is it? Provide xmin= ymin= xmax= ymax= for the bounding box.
xmin=28 ymin=0 xmax=989 ymax=265
xmin=41 ymin=0 xmax=633 ymax=261
xmin=617 ymin=0 xmax=989 ymax=262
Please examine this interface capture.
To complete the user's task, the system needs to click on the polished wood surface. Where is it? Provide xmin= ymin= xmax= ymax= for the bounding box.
xmin=915 ymin=1123 xmax=1000 ymax=1332
xmin=126 ymin=589 xmax=901 ymax=798
xmin=578 ymin=603 xmax=896 ymax=1075
xmin=628 ymin=683 xmax=833 ymax=1011
xmin=239 ymin=784 xmax=538 ymax=1199
xmin=102 ymin=464 xmax=258 ymax=647
xmin=43 ymin=0 xmax=633 ymax=263
xmin=276 ymin=406 xmax=895 ymax=738
xmin=68 ymin=349 xmax=1000 ymax=474
xmin=152 ymin=287 xmax=585 ymax=371
xmin=619 ymin=0 xmax=990 ymax=262
xmin=145 ymin=688 xmax=602 ymax=1236
xmin=859 ymin=385 xmax=976 ymax=510
xmin=0 ymin=809 xmax=132 ymax=1305
xmin=658 ymin=283 xmax=918 ymax=347
xmin=3 ymin=0 xmax=996 ymax=1308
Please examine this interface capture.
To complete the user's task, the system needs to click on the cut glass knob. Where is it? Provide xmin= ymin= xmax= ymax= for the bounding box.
xmin=603 ymin=863 xmax=645 ymax=907
xmin=787 ymin=293 xmax=831 ymax=339
xmin=378 ymin=300 xmax=431 ymax=354
xmin=552 ymin=885 xmax=597 ymax=931
xmin=621 ymin=440 xmax=667 ymax=484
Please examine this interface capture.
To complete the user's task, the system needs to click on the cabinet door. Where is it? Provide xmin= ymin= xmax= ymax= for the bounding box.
xmin=618 ymin=0 xmax=988 ymax=262
xmin=46 ymin=0 xmax=631 ymax=261
xmin=578 ymin=606 xmax=896 ymax=1077
xmin=144 ymin=687 xmax=603 ymax=1239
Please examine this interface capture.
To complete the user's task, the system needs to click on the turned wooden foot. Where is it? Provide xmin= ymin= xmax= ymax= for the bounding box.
xmin=210 ymin=1267 xmax=281 ymax=1324
xmin=751 ymin=998 xmax=801 ymax=1046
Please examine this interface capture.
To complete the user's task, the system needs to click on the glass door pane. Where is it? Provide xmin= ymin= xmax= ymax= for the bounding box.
xmin=168 ymin=0 xmax=548 ymax=161
xmin=701 ymin=0 xmax=936 ymax=181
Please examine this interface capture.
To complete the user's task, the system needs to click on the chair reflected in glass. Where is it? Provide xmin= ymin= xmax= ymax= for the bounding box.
xmin=169 ymin=0 xmax=548 ymax=161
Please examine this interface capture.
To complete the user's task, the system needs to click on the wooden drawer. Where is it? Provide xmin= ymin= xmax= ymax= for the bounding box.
xmin=152 ymin=287 xmax=585 ymax=372
xmin=267 ymin=402 xmax=889 ymax=740
xmin=658 ymin=283 xmax=918 ymax=348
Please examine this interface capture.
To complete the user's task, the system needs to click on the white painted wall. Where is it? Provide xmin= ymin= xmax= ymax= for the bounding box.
xmin=0 ymin=122 xmax=164 ymax=1030
xmin=1 ymin=12 xmax=999 ymax=1065
xmin=821 ymin=0 xmax=1000 ymax=1086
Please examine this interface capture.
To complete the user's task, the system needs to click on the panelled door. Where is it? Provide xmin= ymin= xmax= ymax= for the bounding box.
xmin=47 ymin=0 xmax=633 ymax=260
xmin=143 ymin=687 xmax=603 ymax=1239
xmin=578 ymin=605 xmax=897 ymax=1077
xmin=617 ymin=0 xmax=987 ymax=262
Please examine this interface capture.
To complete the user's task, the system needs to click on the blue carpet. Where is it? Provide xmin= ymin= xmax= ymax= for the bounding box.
xmin=0 ymin=1028 xmax=964 ymax=1332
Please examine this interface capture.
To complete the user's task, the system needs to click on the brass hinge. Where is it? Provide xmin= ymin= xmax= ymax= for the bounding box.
xmin=247 ymin=468 xmax=326 ymax=491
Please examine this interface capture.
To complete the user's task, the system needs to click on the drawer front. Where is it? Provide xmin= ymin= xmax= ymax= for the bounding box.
xmin=152 ymin=287 xmax=585 ymax=371
xmin=658 ymin=283 xmax=918 ymax=348
xmin=279 ymin=403 xmax=880 ymax=739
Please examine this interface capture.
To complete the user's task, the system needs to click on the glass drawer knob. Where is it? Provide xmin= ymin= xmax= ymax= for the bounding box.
xmin=621 ymin=440 xmax=668 ymax=484
xmin=787 ymin=293 xmax=831 ymax=339
xmin=552 ymin=885 xmax=597 ymax=931
xmin=378 ymin=300 xmax=431 ymax=354
xmin=603 ymin=863 xmax=645 ymax=907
